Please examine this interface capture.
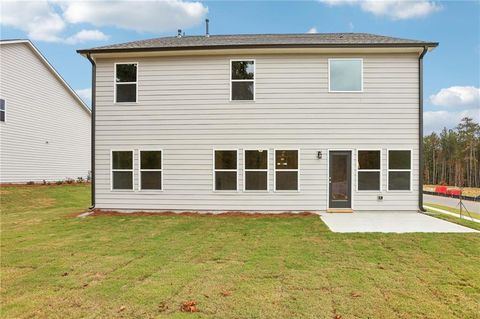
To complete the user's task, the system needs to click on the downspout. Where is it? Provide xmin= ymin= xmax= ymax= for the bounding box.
xmin=86 ymin=53 xmax=96 ymax=210
xmin=419 ymin=46 xmax=428 ymax=212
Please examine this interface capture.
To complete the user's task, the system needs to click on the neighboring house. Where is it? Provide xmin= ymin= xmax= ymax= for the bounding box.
xmin=0 ymin=40 xmax=91 ymax=183
xmin=78 ymin=32 xmax=437 ymax=212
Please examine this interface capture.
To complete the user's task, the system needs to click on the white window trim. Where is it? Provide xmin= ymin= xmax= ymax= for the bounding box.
xmin=213 ymin=149 xmax=239 ymax=192
xmin=139 ymin=149 xmax=163 ymax=192
xmin=230 ymin=59 xmax=256 ymax=102
xmin=243 ymin=149 xmax=269 ymax=192
xmin=356 ymin=149 xmax=382 ymax=192
xmin=273 ymin=149 xmax=300 ymax=192
xmin=0 ymin=98 xmax=6 ymax=123
xmin=110 ymin=150 xmax=134 ymax=191
xmin=328 ymin=58 xmax=364 ymax=93
xmin=114 ymin=62 xmax=139 ymax=104
xmin=387 ymin=149 xmax=413 ymax=192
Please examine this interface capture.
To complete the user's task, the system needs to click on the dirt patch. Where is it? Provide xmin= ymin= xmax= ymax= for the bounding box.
xmin=86 ymin=209 xmax=318 ymax=218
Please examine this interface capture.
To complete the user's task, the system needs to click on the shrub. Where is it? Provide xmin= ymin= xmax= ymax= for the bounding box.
xmin=65 ymin=178 xmax=75 ymax=184
xmin=77 ymin=177 xmax=84 ymax=183
xmin=26 ymin=181 xmax=35 ymax=185
xmin=42 ymin=180 xmax=47 ymax=185
xmin=55 ymin=180 xmax=63 ymax=185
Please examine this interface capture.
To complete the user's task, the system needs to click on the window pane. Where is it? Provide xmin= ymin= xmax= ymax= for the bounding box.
xmin=141 ymin=151 xmax=162 ymax=169
xmin=116 ymin=84 xmax=136 ymax=102
xmin=0 ymin=111 xmax=4 ymax=122
xmin=276 ymin=171 xmax=298 ymax=190
xmin=330 ymin=59 xmax=362 ymax=91
xmin=231 ymin=82 xmax=254 ymax=100
xmin=276 ymin=150 xmax=298 ymax=169
xmin=215 ymin=151 xmax=237 ymax=169
xmin=231 ymin=61 xmax=254 ymax=80
xmin=358 ymin=151 xmax=380 ymax=169
xmin=112 ymin=151 xmax=132 ymax=169
xmin=389 ymin=151 xmax=411 ymax=169
xmin=141 ymin=171 xmax=162 ymax=190
xmin=113 ymin=171 xmax=133 ymax=190
xmin=358 ymin=171 xmax=380 ymax=191
xmin=0 ymin=99 xmax=5 ymax=110
xmin=116 ymin=64 xmax=137 ymax=82
xmin=245 ymin=171 xmax=267 ymax=191
xmin=389 ymin=171 xmax=411 ymax=190
xmin=215 ymin=171 xmax=237 ymax=190
xmin=245 ymin=150 xmax=267 ymax=169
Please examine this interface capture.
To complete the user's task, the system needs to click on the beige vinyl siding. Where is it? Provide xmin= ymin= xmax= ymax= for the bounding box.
xmin=94 ymin=53 xmax=419 ymax=212
xmin=0 ymin=42 xmax=91 ymax=183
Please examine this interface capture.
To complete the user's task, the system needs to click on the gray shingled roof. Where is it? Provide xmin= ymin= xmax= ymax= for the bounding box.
xmin=78 ymin=33 xmax=438 ymax=54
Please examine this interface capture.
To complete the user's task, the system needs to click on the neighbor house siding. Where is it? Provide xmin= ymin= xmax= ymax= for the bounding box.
xmin=0 ymin=42 xmax=91 ymax=183
xmin=94 ymin=53 xmax=419 ymax=211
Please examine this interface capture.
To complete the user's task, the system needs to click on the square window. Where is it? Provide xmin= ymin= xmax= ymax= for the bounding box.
xmin=329 ymin=59 xmax=362 ymax=92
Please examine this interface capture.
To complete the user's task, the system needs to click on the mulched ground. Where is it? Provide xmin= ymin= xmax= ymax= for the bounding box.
xmin=86 ymin=209 xmax=317 ymax=218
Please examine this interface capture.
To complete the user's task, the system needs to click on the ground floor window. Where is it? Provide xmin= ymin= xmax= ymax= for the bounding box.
xmin=214 ymin=150 xmax=238 ymax=191
xmin=357 ymin=150 xmax=381 ymax=191
xmin=244 ymin=150 xmax=268 ymax=191
xmin=111 ymin=151 xmax=133 ymax=190
xmin=140 ymin=150 xmax=162 ymax=190
xmin=388 ymin=150 xmax=412 ymax=191
xmin=275 ymin=150 xmax=299 ymax=191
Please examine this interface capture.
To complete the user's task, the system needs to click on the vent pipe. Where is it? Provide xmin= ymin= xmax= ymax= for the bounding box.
xmin=205 ymin=19 xmax=210 ymax=37
xmin=177 ymin=29 xmax=182 ymax=38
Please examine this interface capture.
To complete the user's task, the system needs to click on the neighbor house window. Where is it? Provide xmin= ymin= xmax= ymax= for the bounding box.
xmin=0 ymin=99 xmax=5 ymax=122
xmin=357 ymin=150 xmax=381 ymax=191
xmin=115 ymin=63 xmax=137 ymax=103
xmin=140 ymin=150 xmax=162 ymax=190
xmin=231 ymin=60 xmax=255 ymax=100
xmin=111 ymin=151 xmax=133 ymax=190
xmin=329 ymin=59 xmax=363 ymax=92
xmin=214 ymin=150 xmax=238 ymax=191
xmin=244 ymin=150 xmax=268 ymax=191
xmin=275 ymin=150 xmax=299 ymax=191
xmin=388 ymin=150 xmax=412 ymax=191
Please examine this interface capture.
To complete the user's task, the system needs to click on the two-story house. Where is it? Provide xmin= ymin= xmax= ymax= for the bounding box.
xmin=78 ymin=33 xmax=437 ymax=213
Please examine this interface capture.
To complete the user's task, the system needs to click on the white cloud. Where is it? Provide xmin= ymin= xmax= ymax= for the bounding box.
xmin=424 ymin=109 xmax=480 ymax=134
xmin=75 ymin=88 xmax=91 ymax=106
xmin=62 ymin=0 xmax=208 ymax=33
xmin=430 ymin=86 xmax=480 ymax=108
xmin=307 ymin=27 xmax=318 ymax=34
xmin=0 ymin=0 xmax=208 ymax=44
xmin=65 ymin=30 xmax=109 ymax=44
xmin=319 ymin=0 xmax=441 ymax=20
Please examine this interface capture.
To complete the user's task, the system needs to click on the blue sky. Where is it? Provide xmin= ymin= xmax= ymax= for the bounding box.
xmin=1 ymin=0 xmax=479 ymax=133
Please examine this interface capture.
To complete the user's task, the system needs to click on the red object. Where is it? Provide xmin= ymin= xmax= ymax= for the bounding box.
xmin=447 ymin=189 xmax=462 ymax=196
xmin=435 ymin=186 xmax=448 ymax=194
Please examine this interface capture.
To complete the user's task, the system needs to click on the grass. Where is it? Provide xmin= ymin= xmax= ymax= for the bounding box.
xmin=424 ymin=210 xmax=480 ymax=231
xmin=424 ymin=185 xmax=480 ymax=198
xmin=1 ymin=185 xmax=480 ymax=318
xmin=424 ymin=202 xmax=480 ymax=220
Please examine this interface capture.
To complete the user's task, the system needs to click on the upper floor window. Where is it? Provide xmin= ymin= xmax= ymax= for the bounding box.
xmin=329 ymin=59 xmax=363 ymax=92
xmin=115 ymin=63 xmax=137 ymax=103
xmin=0 ymin=99 xmax=5 ymax=122
xmin=357 ymin=150 xmax=381 ymax=191
xmin=388 ymin=150 xmax=412 ymax=191
xmin=231 ymin=60 xmax=255 ymax=101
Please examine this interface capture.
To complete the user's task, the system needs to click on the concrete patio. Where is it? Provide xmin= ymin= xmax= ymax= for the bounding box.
xmin=320 ymin=212 xmax=478 ymax=233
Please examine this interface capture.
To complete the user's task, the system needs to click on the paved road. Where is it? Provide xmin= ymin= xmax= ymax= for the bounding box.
xmin=424 ymin=194 xmax=480 ymax=213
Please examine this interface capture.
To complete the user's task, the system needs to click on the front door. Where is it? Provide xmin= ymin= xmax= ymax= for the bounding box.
xmin=329 ymin=151 xmax=352 ymax=209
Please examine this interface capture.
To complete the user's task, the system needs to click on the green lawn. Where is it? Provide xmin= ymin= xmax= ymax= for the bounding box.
xmin=1 ymin=185 xmax=479 ymax=318
xmin=424 ymin=202 xmax=480 ymax=220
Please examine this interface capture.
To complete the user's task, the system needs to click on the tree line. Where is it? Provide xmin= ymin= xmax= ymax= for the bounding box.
xmin=423 ymin=117 xmax=480 ymax=187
